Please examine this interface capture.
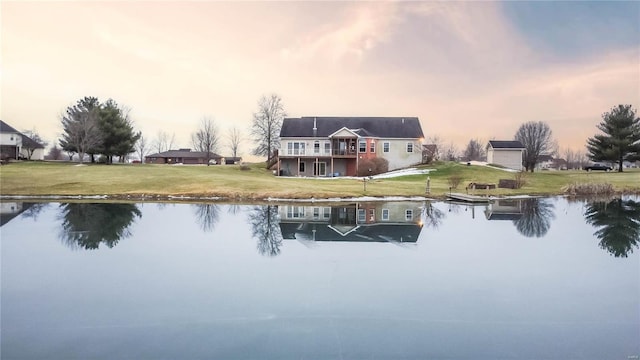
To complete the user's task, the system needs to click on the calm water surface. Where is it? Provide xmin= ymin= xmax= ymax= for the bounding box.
xmin=1 ymin=197 xmax=639 ymax=359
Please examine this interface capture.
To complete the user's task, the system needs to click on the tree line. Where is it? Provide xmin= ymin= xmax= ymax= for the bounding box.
xmin=51 ymin=94 xmax=285 ymax=164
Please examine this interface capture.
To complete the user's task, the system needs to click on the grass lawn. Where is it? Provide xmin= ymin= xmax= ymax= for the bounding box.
xmin=0 ymin=161 xmax=638 ymax=200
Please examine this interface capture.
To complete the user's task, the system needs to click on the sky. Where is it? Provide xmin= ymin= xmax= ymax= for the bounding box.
xmin=1 ymin=1 xmax=639 ymax=160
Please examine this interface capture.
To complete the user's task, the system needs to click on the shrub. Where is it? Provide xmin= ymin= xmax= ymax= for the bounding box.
xmin=357 ymin=158 xmax=389 ymax=176
xmin=563 ymin=182 xmax=615 ymax=196
xmin=447 ymin=175 xmax=463 ymax=189
xmin=239 ymin=164 xmax=251 ymax=171
xmin=514 ymin=171 xmax=528 ymax=189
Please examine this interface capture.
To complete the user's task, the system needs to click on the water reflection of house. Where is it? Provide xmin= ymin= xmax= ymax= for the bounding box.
xmin=484 ymin=199 xmax=523 ymax=221
xmin=279 ymin=202 xmax=423 ymax=243
xmin=0 ymin=202 xmax=32 ymax=226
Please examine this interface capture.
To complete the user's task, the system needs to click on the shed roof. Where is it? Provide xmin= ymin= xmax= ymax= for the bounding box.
xmin=488 ymin=140 xmax=524 ymax=149
xmin=280 ymin=117 xmax=423 ymax=139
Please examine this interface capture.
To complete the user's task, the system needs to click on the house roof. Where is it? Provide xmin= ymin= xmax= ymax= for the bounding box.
xmin=279 ymin=222 xmax=421 ymax=243
xmin=0 ymin=120 xmax=20 ymax=133
xmin=280 ymin=117 xmax=424 ymax=139
xmin=488 ymin=140 xmax=525 ymax=149
xmin=21 ymin=134 xmax=45 ymax=149
xmin=146 ymin=149 xmax=222 ymax=158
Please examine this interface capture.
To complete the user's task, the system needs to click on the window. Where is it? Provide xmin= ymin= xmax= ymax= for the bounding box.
xmin=358 ymin=209 xmax=366 ymax=222
xmin=288 ymin=142 xmax=306 ymax=155
xmin=324 ymin=142 xmax=330 ymax=154
xmin=382 ymin=209 xmax=389 ymax=220
xmin=299 ymin=161 xmax=305 ymax=172
xmin=369 ymin=208 xmax=375 ymax=221
xmin=383 ymin=142 xmax=390 ymax=153
xmin=359 ymin=141 xmax=366 ymax=153
xmin=286 ymin=206 xmax=305 ymax=218
xmin=406 ymin=142 xmax=414 ymax=153
xmin=405 ymin=209 xmax=413 ymax=221
xmin=314 ymin=141 xmax=320 ymax=154
xmin=323 ymin=207 xmax=331 ymax=219
xmin=313 ymin=207 xmax=320 ymax=219
xmin=370 ymin=141 xmax=375 ymax=153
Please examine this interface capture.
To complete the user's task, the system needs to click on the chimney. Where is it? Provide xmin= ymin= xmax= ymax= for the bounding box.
xmin=313 ymin=117 xmax=317 ymax=137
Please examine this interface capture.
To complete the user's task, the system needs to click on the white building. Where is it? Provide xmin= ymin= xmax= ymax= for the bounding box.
xmin=486 ymin=140 xmax=525 ymax=171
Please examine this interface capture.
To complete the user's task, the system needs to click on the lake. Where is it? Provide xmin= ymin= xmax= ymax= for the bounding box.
xmin=1 ymin=197 xmax=639 ymax=359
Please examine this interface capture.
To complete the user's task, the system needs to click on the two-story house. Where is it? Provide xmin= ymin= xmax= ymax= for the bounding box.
xmin=277 ymin=116 xmax=424 ymax=177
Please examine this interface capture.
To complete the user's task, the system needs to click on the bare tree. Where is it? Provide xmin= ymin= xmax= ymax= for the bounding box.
xmin=154 ymin=131 xmax=168 ymax=153
xmin=440 ymin=142 xmax=459 ymax=161
xmin=463 ymin=138 xmax=486 ymax=161
xmin=514 ymin=121 xmax=553 ymax=172
xmin=21 ymin=128 xmax=48 ymax=159
xmin=167 ymin=132 xmax=176 ymax=151
xmin=191 ymin=117 xmax=220 ymax=165
xmin=227 ymin=126 xmax=243 ymax=158
xmin=136 ymin=135 xmax=148 ymax=163
xmin=250 ymin=93 xmax=286 ymax=166
xmin=59 ymin=97 xmax=103 ymax=164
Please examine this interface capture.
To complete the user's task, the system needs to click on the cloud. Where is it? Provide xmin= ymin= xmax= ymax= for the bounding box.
xmin=280 ymin=2 xmax=401 ymax=64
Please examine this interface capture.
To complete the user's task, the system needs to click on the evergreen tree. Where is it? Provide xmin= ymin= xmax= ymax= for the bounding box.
xmin=586 ymin=104 xmax=640 ymax=172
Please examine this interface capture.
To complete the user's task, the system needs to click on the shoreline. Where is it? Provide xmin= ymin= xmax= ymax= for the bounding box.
xmin=3 ymin=191 xmax=636 ymax=204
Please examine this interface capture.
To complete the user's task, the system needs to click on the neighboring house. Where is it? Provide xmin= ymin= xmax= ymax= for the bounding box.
xmin=486 ymin=140 xmax=525 ymax=171
xmin=535 ymin=154 xmax=554 ymax=171
xmin=0 ymin=120 xmax=45 ymax=160
xmin=0 ymin=120 xmax=23 ymax=160
xmin=222 ymin=156 xmax=242 ymax=165
xmin=422 ymin=144 xmax=439 ymax=164
xmin=279 ymin=202 xmax=423 ymax=243
xmin=278 ymin=116 xmax=424 ymax=177
xmin=552 ymin=158 xmax=568 ymax=170
xmin=145 ymin=149 xmax=223 ymax=165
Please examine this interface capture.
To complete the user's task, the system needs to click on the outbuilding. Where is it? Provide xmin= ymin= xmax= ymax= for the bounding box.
xmin=486 ymin=140 xmax=525 ymax=171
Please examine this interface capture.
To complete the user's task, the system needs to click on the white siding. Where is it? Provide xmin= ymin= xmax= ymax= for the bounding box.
xmin=0 ymin=132 xmax=22 ymax=146
xmin=20 ymin=147 xmax=44 ymax=160
xmin=487 ymin=149 xmax=523 ymax=171
xmin=380 ymin=139 xmax=422 ymax=170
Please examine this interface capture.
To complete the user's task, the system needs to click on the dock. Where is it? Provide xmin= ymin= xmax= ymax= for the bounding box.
xmin=447 ymin=193 xmax=493 ymax=203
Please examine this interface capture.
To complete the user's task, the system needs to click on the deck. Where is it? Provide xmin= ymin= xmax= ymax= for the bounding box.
xmin=447 ymin=193 xmax=493 ymax=203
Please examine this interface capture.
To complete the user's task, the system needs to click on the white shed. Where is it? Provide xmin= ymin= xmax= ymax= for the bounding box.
xmin=486 ymin=140 xmax=524 ymax=171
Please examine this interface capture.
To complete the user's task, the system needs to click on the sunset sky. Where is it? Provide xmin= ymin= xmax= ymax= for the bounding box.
xmin=1 ymin=1 xmax=638 ymax=159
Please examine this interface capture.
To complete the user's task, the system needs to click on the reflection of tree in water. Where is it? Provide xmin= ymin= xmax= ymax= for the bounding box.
xmin=248 ymin=205 xmax=283 ymax=257
xmin=59 ymin=203 xmax=142 ymax=250
xmin=513 ymin=198 xmax=555 ymax=238
xmin=226 ymin=204 xmax=241 ymax=215
xmin=21 ymin=203 xmax=49 ymax=221
xmin=192 ymin=204 xmax=220 ymax=232
xmin=585 ymin=198 xmax=640 ymax=258
xmin=421 ymin=201 xmax=445 ymax=229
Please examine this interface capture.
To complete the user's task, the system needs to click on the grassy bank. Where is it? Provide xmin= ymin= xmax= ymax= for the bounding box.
xmin=1 ymin=161 xmax=638 ymax=200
